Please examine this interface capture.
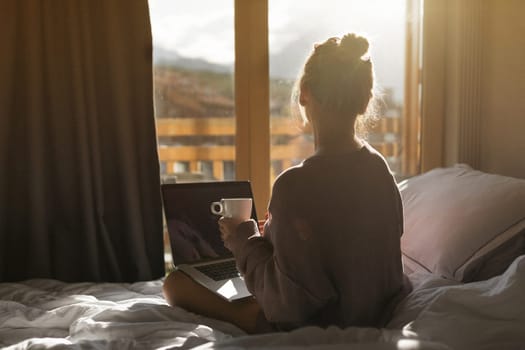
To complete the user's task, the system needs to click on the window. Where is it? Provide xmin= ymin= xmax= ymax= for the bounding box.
xmin=149 ymin=0 xmax=236 ymax=184
xmin=268 ymin=0 xmax=421 ymax=182
xmin=148 ymin=1 xmax=422 ymax=263
xmin=149 ymin=0 xmax=421 ymax=186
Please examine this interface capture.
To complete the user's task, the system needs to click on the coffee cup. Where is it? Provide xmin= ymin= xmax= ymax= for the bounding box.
xmin=210 ymin=198 xmax=252 ymax=220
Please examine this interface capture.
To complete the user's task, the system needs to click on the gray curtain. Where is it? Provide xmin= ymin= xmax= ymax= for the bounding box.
xmin=0 ymin=0 xmax=164 ymax=282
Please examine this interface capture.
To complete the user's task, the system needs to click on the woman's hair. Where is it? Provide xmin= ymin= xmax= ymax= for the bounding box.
xmin=292 ymin=33 xmax=377 ymax=136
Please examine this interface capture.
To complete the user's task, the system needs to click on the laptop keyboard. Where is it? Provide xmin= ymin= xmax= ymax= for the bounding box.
xmin=195 ymin=260 xmax=240 ymax=281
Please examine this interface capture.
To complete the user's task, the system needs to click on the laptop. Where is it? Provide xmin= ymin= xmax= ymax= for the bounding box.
xmin=161 ymin=181 xmax=257 ymax=301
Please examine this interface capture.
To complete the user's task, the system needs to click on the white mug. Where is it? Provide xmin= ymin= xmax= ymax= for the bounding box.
xmin=210 ymin=198 xmax=252 ymax=219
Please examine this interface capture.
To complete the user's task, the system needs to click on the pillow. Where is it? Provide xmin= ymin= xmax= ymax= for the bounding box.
xmin=399 ymin=164 xmax=525 ymax=282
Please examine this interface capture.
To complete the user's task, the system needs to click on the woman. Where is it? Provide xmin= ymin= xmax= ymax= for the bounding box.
xmin=163 ymin=33 xmax=410 ymax=333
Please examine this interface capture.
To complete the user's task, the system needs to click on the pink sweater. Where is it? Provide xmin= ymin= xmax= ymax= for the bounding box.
xmin=226 ymin=144 xmax=409 ymax=330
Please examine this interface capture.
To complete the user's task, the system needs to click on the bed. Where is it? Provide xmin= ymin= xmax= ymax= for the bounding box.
xmin=2 ymin=165 xmax=525 ymax=349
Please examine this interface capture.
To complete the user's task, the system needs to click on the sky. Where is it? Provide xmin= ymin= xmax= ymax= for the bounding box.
xmin=148 ymin=0 xmax=407 ymax=100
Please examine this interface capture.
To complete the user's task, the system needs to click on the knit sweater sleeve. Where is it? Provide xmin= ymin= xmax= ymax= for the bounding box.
xmin=225 ymin=173 xmax=337 ymax=326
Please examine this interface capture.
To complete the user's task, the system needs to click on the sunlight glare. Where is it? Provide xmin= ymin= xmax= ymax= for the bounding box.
xmin=397 ymin=339 xmax=423 ymax=350
xmin=217 ymin=280 xmax=238 ymax=299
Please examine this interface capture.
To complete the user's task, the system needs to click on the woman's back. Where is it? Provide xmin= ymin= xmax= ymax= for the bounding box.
xmin=263 ymin=143 xmax=405 ymax=328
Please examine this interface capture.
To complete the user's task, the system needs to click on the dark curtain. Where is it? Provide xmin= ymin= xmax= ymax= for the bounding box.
xmin=0 ymin=0 xmax=164 ymax=282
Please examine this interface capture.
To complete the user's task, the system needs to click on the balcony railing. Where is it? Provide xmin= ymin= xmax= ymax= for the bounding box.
xmin=156 ymin=116 xmax=401 ymax=180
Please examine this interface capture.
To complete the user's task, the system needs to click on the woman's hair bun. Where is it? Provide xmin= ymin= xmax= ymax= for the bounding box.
xmin=340 ymin=33 xmax=369 ymax=60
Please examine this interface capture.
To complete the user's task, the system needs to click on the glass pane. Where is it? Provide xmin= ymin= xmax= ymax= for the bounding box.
xmin=149 ymin=0 xmax=235 ymax=184
xmin=148 ymin=0 xmax=235 ymax=272
xmin=269 ymin=0 xmax=417 ymax=181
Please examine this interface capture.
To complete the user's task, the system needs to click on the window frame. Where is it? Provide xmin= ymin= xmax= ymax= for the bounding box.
xmin=403 ymin=0 xmax=423 ymax=176
xmin=235 ymin=0 xmax=270 ymax=217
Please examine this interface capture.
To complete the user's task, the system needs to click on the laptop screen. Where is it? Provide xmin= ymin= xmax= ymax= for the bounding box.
xmin=161 ymin=181 xmax=258 ymax=265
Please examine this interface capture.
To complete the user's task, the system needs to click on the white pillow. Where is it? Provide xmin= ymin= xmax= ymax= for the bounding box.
xmin=400 ymin=164 xmax=525 ymax=282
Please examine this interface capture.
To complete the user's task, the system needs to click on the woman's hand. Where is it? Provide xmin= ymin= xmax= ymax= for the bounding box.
xmin=218 ymin=217 xmax=246 ymax=242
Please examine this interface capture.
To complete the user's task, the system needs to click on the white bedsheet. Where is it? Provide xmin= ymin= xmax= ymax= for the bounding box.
xmin=1 ymin=255 xmax=525 ymax=349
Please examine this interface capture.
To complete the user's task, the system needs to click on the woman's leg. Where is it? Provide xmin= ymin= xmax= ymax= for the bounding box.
xmin=163 ymin=270 xmax=263 ymax=334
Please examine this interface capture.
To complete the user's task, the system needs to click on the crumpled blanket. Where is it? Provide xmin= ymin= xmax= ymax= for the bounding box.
xmin=1 ymin=255 xmax=525 ymax=349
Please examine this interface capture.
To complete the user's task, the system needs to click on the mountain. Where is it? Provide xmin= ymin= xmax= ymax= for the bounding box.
xmin=269 ymin=34 xmax=316 ymax=80
xmin=152 ymin=34 xmax=335 ymax=81
xmin=153 ymin=44 xmax=305 ymax=80
xmin=153 ymin=40 xmax=403 ymax=101
xmin=270 ymin=33 xmax=405 ymax=100
xmin=153 ymin=47 xmax=233 ymax=74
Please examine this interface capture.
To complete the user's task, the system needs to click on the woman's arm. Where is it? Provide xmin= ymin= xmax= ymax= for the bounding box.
xmin=225 ymin=176 xmax=337 ymax=326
